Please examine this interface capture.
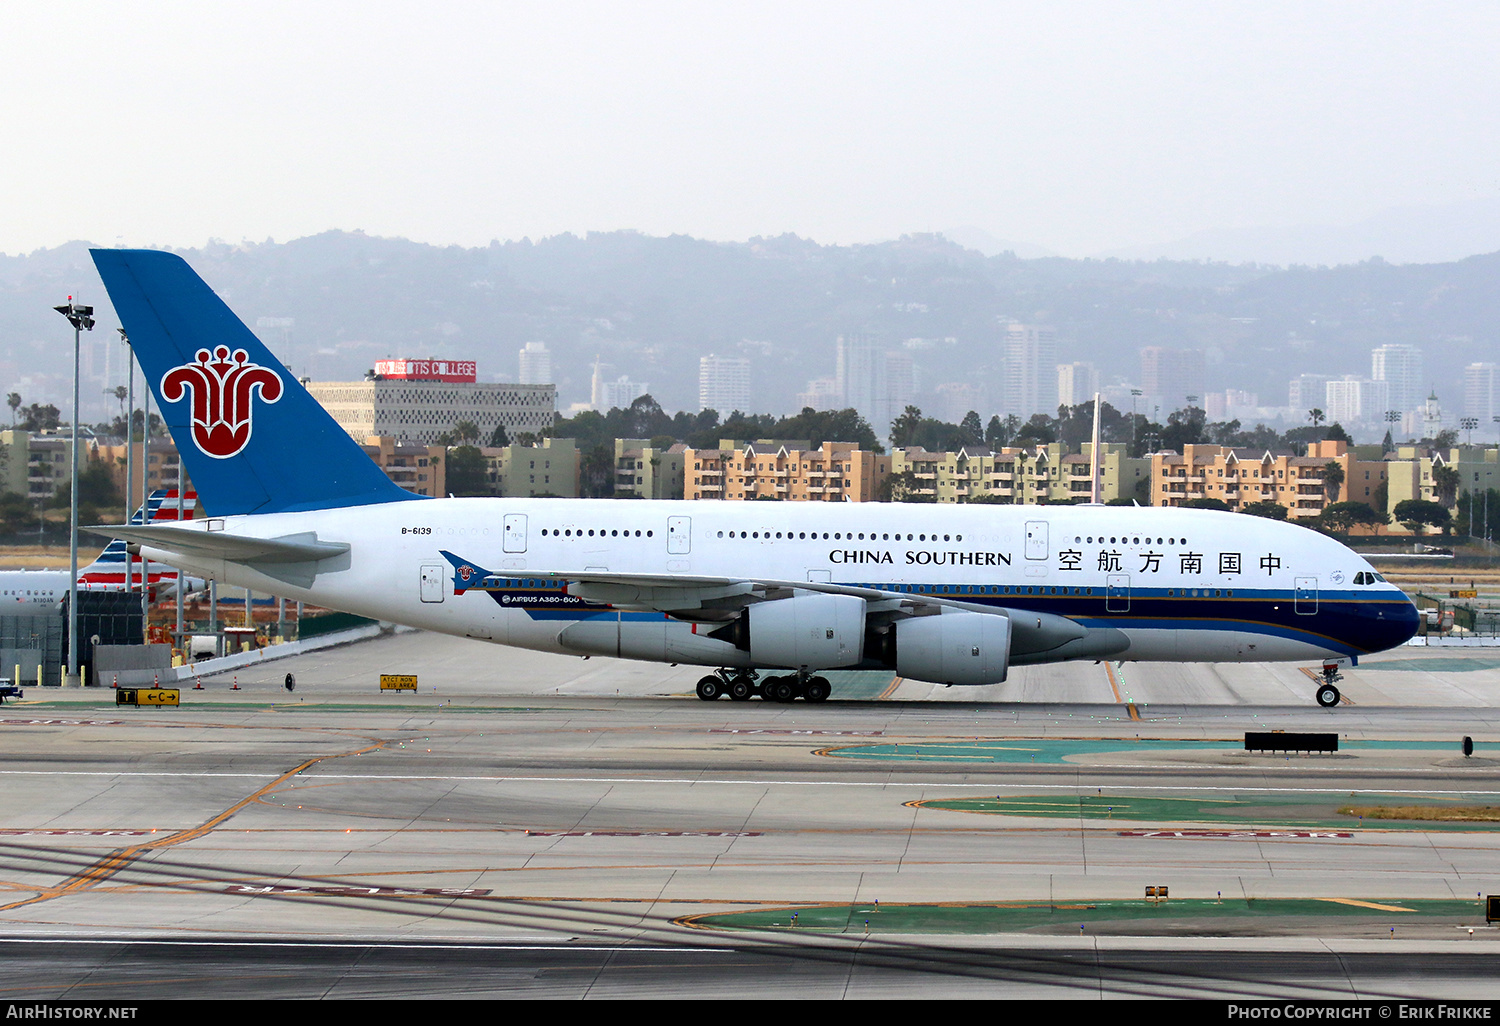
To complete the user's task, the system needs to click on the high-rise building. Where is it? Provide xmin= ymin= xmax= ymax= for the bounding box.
xmin=1464 ymin=363 xmax=1498 ymax=426
xmin=1140 ymin=346 xmax=1205 ymax=413
xmin=698 ymin=354 xmax=751 ymax=415
xmin=1324 ymin=376 xmax=1388 ymax=427
xmin=598 ymin=376 xmax=650 ymax=411
xmin=933 ymin=382 xmax=985 ymax=425
xmin=834 ymin=334 xmax=914 ymax=437
xmin=1288 ymin=374 xmax=1332 ymax=415
xmin=1002 ymin=323 xmax=1058 ymax=421
xmin=1371 ymin=344 xmax=1424 ymax=416
xmin=589 ymin=356 xmax=649 ymax=411
xmin=795 ymin=378 xmax=839 ymax=413
xmin=518 ymin=342 xmax=552 ymax=385
xmin=1057 ymin=361 xmax=1099 ymax=409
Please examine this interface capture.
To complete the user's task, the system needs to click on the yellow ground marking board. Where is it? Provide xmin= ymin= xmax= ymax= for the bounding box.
xmin=116 ymin=688 xmax=180 ymax=707
xmin=380 ymin=674 xmax=418 ymax=692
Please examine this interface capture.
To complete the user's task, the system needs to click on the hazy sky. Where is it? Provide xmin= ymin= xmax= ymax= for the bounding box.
xmin=4 ymin=1 xmax=1497 ymax=257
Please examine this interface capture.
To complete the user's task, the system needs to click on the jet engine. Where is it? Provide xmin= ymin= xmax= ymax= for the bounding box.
xmin=893 ymin=611 xmax=1012 ymax=685
xmin=709 ymin=593 xmax=867 ymax=669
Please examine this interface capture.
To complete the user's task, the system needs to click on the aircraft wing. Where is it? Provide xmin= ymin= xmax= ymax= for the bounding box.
xmin=546 ymin=569 xmax=955 ymax=620
xmin=533 ymin=566 xmax=1111 ymax=662
xmin=441 ymin=550 xmax=1098 ymax=657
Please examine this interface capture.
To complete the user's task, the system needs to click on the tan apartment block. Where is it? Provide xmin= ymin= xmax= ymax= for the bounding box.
xmin=1387 ymin=445 xmax=1500 ymax=510
xmin=361 ymin=436 xmax=446 ymax=497
xmin=890 ymin=442 xmax=1146 ymax=504
xmin=91 ymin=439 xmax=186 ymax=498
xmin=482 ymin=437 xmax=579 ymax=497
xmin=615 ymin=438 xmax=686 ymax=499
xmin=1151 ymin=439 xmax=1386 ymax=519
xmin=684 ymin=439 xmax=890 ymax=501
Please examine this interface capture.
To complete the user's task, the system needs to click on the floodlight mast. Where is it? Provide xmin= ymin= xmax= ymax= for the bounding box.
xmin=54 ymin=299 xmax=94 ymax=685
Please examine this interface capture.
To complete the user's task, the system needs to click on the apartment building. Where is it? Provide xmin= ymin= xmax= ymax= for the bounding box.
xmin=890 ymin=442 xmax=1147 ymax=504
xmin=615 ymin=438 xmax=686 ymax=499
xmin=1386 ymin=445 xmax=1500 ymax=509
xmin=482 ymin=437 xmax=579 ymax=498
xmin=1151 ymin=440 xmax=1386 ymax=520
xmin=684 ymin=440 xmax=890 ymax=502
xmin=359 ymin=436 xmax=446 ymax=498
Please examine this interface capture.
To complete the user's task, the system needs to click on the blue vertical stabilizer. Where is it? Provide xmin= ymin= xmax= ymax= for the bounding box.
xmin=91 ymin=249 xmax=421 ymax=516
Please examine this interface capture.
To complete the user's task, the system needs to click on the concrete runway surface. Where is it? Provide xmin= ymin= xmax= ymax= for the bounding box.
xmin=2 ymin=631 xmax=1499 ymax=999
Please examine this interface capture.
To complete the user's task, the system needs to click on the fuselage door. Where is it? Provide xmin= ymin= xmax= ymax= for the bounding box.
xmin=1106 ymin=574 xmax=1131 ymax=613
xmin=503 ymin=514 xmax=528 ymax=553
xmin=1294 ymin=576 xmax=1318 ymax=615
xmin=668 ymin=516 xmax=691 ymax=555
xmin=419 ymin=564 xmax=445 ymax=603
xmin=1025 ymin=521 xmax=1048 ymax=560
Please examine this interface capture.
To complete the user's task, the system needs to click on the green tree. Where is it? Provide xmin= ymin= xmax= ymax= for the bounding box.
xmin=889 ymin=405 xmax=924 ymax=448
xmin=444 ymin=445 xmax=490 ymax=496
xmin=880 ymin=468 xmax=936 ymax=503
xmin=1322 ymin=461 xmax=1344 ymax=503
xmin=1317 ymin=501 xmax=1382 ymax=535
xmin=1393 ymin=498 xmax=1452 ymax=535
xmin=1432 ymin=465 xmax=1460 ymax=507
xmin=1240 ymin=500 xmax=1289 ymax=520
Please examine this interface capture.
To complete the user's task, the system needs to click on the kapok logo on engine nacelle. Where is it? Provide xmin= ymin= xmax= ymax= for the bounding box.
xmin=160 ymin=346 xmax=284 ymax=459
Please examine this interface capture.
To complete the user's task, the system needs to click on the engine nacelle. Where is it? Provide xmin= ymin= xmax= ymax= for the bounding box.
xmin=895 ymin=611 xmax=1012 ymax=685
xmin=743 ymin=593 xmax=867 ymax=669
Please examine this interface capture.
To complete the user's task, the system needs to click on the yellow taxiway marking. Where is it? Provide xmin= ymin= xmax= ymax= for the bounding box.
xmin=1317 ymin=898 xmax=1416 ymax=912
xmin=0 ymin=739 xmax=389 ymax=914
xmin=1104 ymin=662 xmax=1141 ymax=719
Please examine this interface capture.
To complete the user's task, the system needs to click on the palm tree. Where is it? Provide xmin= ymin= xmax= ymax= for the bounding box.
xmin=6 ymin=393 xmax=19 ymax=428
xmin=1307 ymin=408 xmax=1326 ymax=428
xmin=1322 ymin=461 xmax=1345 ymax=504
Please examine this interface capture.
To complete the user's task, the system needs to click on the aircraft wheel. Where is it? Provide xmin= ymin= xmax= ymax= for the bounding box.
xmin=696 ymin=676 xmax=723 ymax=701
xmin=804 ymin=677 xmax=831 ymax=703
xmin=729 ymin=679 xmax=754 ymax=701
xmin=770 ymin=678 xmax=798 ymax=703
xmin=1316 ymin=683 xmax=1341 ymax=707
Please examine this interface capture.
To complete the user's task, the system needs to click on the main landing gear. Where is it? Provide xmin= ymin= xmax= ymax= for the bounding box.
xmin=695 ymin=668 xmax=831 ymax=703
xmin=1315 ymin=662 xmax=1343 ymax=708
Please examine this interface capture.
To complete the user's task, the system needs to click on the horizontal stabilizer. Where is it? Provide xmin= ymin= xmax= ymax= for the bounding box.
xmin=84 ymin=524 xmax=350 ymax=564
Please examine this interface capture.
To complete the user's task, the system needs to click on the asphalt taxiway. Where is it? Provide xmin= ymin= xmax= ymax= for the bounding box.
xmin=2 ymin=632 xmax=1500 ymax=999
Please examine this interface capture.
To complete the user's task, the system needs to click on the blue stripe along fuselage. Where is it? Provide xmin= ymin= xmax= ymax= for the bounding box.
xmin=457 ymin=576 xmax=1418 ymax=657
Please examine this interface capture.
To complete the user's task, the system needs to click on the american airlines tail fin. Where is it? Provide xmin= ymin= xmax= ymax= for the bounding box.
xmin=89 ymin=249 xmax=421 ymax=517
xmin=79 ymin=489 xmax=205 ymax=598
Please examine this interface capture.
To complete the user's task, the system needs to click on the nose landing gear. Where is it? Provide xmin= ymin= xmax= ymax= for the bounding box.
xmin=1315 ymin=662 xmax=1344 ymax=707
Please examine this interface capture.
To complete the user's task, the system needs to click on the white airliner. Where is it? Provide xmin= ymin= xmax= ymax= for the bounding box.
xmin=89 ymin=249 xmax=1419 ymax=706
xmin=0 ymin=489 xmax=203 ymax=614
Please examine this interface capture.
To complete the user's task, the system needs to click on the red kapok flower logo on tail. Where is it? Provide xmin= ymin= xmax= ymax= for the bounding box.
xmin=160 ymin=347 xmax=284 ymax=459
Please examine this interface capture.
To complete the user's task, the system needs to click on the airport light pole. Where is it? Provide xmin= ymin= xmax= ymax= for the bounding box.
xmin=120 ymin=329 xmax=133 ymax=600
xmin=1462 ymin=416 xmax=1479 ymax=448
xmin=54 ymin=299 xmax=95 ymax=685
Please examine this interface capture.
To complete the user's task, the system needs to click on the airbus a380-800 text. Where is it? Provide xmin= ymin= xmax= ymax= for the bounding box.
xmin=88 ymin=249 xmax=1419 ymax=706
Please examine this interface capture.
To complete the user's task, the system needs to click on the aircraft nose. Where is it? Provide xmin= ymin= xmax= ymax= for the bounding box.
xmin=1382 ymin=592 xmax=1420 ymax=649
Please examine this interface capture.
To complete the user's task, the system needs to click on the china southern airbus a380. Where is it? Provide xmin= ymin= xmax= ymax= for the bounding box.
xmin=88 ymin=249 xmax=1418 ymax=707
